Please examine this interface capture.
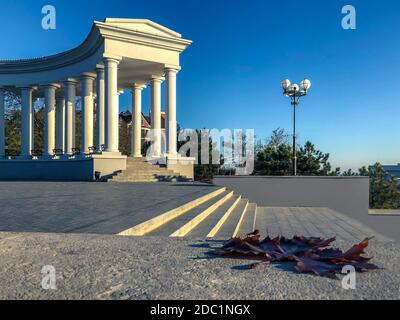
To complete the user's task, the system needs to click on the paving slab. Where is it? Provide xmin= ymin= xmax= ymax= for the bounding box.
xmin=0 ymin=182 xmax=219 ymax=235
xmin=0 ymin=231 xmax=399 ymax=300
xmin=256 ymin=207 xmax=391 ymax=242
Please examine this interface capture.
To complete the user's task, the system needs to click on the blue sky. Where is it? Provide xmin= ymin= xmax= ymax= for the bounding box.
xmin=0 ymin=0 xmax=399 ymax=170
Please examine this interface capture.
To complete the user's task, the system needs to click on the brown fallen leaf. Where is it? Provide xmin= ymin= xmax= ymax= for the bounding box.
xmin=212 ymin=229 xmax=379 ymax=279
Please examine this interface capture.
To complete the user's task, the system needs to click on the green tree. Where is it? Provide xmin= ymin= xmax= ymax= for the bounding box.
xmin=297 ymin=141 xmax=332 ymax=175
xmin=342 ymin=168 xmax=356 ymax=176
xmin=254 ymin=128 xmax=337 ymax=176
xmin=118 ymin=117 xmax=130 ymax=156
xmin=254 ymin=143 xmax=292 ymax=175
xmin=194 ymin=129 xmax=221 ymax=182
xmin=368 ymin=163 xmax=400 ymax=209
xmin=358 ymin=166 xmax=369 ymax=176
xmin=33 ymin=107 xmax=44 ymax=154
xmin=5 ymin=109 xmax=21 ymax=155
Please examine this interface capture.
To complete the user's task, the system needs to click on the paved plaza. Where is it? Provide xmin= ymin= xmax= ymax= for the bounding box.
xmin=0 ymin=182 xmax=394 ymax=242
xmin=0 ymin=182 xmax=399 ymax=299
xmin=0 ymin=182 xmax=219 ymax=234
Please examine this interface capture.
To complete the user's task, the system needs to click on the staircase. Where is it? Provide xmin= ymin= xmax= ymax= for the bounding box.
xmin=106 ymin=157 xmax=188 ymax=183
xmin=118 ymin=187 xmax=258 ymax=239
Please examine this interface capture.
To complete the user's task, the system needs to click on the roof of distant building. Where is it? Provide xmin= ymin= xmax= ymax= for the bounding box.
xmin=119 ymin=110 xmax=165 ymax=129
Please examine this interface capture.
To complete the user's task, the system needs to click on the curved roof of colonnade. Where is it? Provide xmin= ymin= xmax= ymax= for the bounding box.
xmin=0 ymin=18 xmax=192 ymax=87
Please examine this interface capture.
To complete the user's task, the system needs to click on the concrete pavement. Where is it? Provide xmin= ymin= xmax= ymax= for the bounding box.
xmin=0 ymin=231 xmax=398 ymax=300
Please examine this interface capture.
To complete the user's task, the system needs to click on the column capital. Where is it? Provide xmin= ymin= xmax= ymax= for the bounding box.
xmin=17 ymin=85 xmax=37 ymax=92
xmin=102 ymin=54 xmax=122 ymax=64
xmin=81 ymin=72 xmax=96 ymax=80
xmin=164 ymin=65 xmax=181 ymax=73
xmin=132 ymin=83 xmax=146 ymax=91
xmin=96 ymin=65 xmax=105 ymax=78
xmin=63 ymin=78 xmax=79 ymax=86
xmin=42 ymin=83 xmax=61 ymax=89
xmin=150 ymin=75 xmax=165 ymax=84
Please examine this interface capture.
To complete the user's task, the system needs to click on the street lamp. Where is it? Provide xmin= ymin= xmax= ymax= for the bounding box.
xmin=280 ymin=78 xmax=311 ymax=176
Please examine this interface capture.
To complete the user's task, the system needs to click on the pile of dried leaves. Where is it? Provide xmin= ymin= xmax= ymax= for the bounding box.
xmin=213 ymin=230 xmax=379 ymax=278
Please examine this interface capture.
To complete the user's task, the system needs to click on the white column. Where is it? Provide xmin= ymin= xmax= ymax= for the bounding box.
xmin=103 ymin=56 xmax=121 ymax=153
xmin=43 ymin=84 xmax=59 ymax=158
xmin=64 ymin=80 xmax=77 ymax=155
xmin=150 ymin=76 xmax=164 ymax=157
xmin=95 ymin=66 xmax=105 ymax=151
xmin=165 ymin=67 xmax=180 ymax=156
xmin=20 ymin=87 xmax=34 ymax=158
xmin=131 ymin=84 xmax=145 ymax=157
xmin=0 ymin=88 xmax=5 ymax=159
xmin=55 ymin=96 xmax=65 ymax=152
xmin=81 ymin=73 xmax=95 ymax=154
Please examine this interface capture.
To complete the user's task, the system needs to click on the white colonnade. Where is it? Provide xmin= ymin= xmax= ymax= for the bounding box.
xmin=0 ymin=64 xmax=180 ymax=160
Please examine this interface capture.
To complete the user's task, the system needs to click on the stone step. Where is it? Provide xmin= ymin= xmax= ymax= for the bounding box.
xmin=118 ymin=170 xmax=178 ymax=176
xmin=235 ymin=203 xmax=257 ymax=238
xmin=126 ymin=159 xmax=164 ymax=165
xmin=147 ymin=190 xmax=232 ymax=237
xmin=125 ymin=164 xmax=166 ymax=169
xmin=118 ymin=187 xmax=228 ymax=236
xmin=112 ymin=174 xmax=180 ymax=180
xmin=117 ymin=171 xmax=181 ymax=177
xmin=122 ymin=158 xmax=188 ymax=180
xmin=170 ymin=191 xmax=235 ymax=237
xmin=114 ymin=174 xmax=158 ymax=179
xmin=126 ymin=165 xmax=174 ymax=171
xmin=212 ymin=199 xmax=249 ymax=239
xmin=126 ymin=164 xmax=167 ymax=170
xmin=187 ymin=195 xmax=241 ymax=239
xmin=110 ymin=179 xmax=159 ymax=183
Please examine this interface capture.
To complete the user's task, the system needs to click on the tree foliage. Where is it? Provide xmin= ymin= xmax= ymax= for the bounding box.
xmin=194 ymin=130 xmax=221 ymax=182
xmin=254 ymin=128 xmax=338 ymax=176
xmin=119 ymin=117 xmax=131 ymax=156
xmin=368 ymin=163 xmax=400 ymax=209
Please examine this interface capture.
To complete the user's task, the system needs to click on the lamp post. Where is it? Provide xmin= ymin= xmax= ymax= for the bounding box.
xmin=280 ymin=78 xmax=311 ymax=176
